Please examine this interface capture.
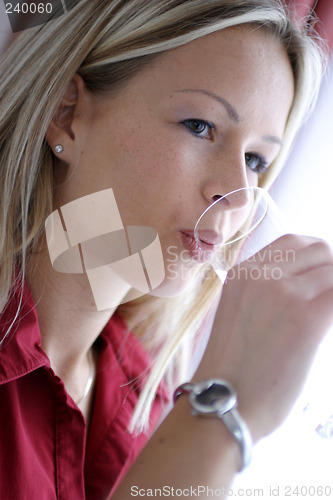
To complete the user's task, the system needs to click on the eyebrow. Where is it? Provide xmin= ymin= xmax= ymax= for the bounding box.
xmin=174 ymin=88 xmax=283 ymax=146
xmin=262 ymin=135 xmax=283 ymax=146
xmin=174 ymin=88 xmax=240 ymax=123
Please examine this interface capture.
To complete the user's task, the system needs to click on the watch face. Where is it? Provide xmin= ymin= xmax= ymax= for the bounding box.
xmin=191 ymin=380 xmax=237 ymax=414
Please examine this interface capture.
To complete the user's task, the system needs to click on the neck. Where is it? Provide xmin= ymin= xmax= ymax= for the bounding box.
xmin=25 ymin=236 xmax=128 ymax=378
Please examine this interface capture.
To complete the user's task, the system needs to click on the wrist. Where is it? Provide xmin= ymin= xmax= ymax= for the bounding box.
xmin=173 ymin=378 xmax=252 ymax=472
xmin=172 ymin=395 xmax=243 ymax=475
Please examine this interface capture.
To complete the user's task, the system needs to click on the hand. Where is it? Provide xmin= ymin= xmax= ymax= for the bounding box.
xmin=195 ymin=234 xmax=333 ymax=443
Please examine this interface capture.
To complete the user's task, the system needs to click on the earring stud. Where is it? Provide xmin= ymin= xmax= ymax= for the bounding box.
xmin=55 ymin=145 xmax=63 ymax=154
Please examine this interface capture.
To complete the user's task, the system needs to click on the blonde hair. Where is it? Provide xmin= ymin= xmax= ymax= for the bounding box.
xmin=0 ymin=0 xmax=326 ymax=431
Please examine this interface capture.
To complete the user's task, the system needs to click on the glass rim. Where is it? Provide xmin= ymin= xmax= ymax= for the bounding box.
xmin=194 ymin=186 xmax=270 ymax=248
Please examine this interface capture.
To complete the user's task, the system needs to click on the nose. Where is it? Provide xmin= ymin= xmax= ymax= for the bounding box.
xmin=201 ymin=156 xmax=253 ymax=211
xmin=195 ymin=186 xmax=257 ymax=248
xmin=197 ymin=155 xmax=257 ymax=242
xmin=221 ymin=187 xmax=253 ymax=212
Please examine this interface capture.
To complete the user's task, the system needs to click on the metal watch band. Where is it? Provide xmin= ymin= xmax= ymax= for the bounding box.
xmin=173 ymin=379 xmax=252 ymax=471
xmin=221 ymin=406 xmax=252 ymax=470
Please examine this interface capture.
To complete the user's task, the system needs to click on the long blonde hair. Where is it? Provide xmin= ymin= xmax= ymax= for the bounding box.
xmin=0 ymin=0 xmax=326 ymax=431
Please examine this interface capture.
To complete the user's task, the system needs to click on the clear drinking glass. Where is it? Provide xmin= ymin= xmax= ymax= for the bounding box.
xmin=194 ymin=186 xmax=286 ymax=282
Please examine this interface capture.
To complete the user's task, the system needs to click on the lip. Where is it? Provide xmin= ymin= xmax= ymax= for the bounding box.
xmin=182 ymin=230 xmax=223 ymax=247
xmin=179 ymin=230 xmax=221 ymax=263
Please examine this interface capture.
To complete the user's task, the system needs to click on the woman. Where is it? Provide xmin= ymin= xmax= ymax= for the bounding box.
xmin=0 ymin=0 xmax=332 ymax=498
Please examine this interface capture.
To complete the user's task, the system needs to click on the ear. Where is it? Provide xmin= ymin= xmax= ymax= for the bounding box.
xmin=46 ymin=74 xmax=89 ymax=163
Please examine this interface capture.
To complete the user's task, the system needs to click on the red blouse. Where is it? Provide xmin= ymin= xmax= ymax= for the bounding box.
xmin=0 ymin=280 xmax=167 ymax=499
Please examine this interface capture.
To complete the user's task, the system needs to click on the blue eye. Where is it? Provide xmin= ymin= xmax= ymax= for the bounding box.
xmin=182 ymin=119 xmax=214 ymax=139
xmin=245 ymin=153 xmax=269 ymax=175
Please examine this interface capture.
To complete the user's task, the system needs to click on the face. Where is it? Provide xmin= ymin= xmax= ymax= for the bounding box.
xmin=54 ymin=26 xmax=294 ymax=296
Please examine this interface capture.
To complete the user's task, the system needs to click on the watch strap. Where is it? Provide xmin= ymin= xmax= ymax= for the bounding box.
xmin=174 ymin=379 xmax=252 ymax=471
xmin=220 ymin=407 xmax=252 ymax=470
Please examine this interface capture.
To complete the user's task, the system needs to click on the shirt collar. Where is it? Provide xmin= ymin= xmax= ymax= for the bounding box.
xmin=0 ymin=277 xmax=49 ymax=384
xmin=0 ymin=276 xmax=169 ymax=402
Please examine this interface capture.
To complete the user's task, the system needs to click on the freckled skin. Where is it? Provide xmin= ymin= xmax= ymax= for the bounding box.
xmin=56 ymin=26 xmax=294 ymax=295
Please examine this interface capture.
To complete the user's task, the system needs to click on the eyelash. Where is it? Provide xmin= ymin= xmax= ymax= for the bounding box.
xmin=182 ymin=119 xmax=270 ymax=175
xmin=245 ymin=153 xmax=269 ymax=175
xmin=181 ymin=119 xmax=215 ymax=139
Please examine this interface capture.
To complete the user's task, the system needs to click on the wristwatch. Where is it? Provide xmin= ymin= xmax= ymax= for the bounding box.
xmin=173 ymin=378 xmax=252 ymax=471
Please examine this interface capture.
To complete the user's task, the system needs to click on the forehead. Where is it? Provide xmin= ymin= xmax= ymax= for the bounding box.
xmin=155 ymin=26 xmax=292 ymax=90
xmin=90 ymin=25 xmax=295 ymax=145
xmin=123 ymin=26 xmax=294 ymax=126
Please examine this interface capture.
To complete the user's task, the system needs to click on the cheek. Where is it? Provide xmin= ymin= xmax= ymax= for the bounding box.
xmin=81 ymin=113 xmax=198 ymax=227
xmin=110 ymin=131 xmax=191 ymax=197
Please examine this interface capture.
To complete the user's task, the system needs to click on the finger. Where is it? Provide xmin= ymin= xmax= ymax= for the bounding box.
xmin=249 ymin=234 xmax=315 ymax=264
xmin=294 ymin=265 xmax=333 ymax=300
xmin=264 ymin=233 xmax=324 ymax=252
xmin=283 ymin=241 xmax=333 ymax=276
xmin=249 ymin=234 xmax=331 ymax=269
xmin=309 ymin=287 xmax=333 ymax=343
